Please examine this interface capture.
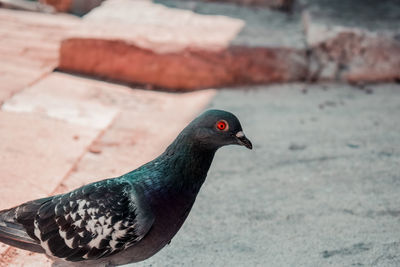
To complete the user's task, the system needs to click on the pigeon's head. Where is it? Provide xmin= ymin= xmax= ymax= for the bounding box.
xmin=188 ymin=109 xmax=252 ymax=150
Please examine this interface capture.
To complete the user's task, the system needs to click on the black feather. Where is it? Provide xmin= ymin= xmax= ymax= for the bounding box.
xmin=65 ymin=247 xmax=89 ymax=262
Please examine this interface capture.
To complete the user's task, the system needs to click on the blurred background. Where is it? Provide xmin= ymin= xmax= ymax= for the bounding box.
xmin=0 ymin=0 xmax=399 ymax=266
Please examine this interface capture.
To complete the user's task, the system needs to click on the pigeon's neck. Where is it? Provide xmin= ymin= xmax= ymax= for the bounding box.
xmin=124 ymin=130 xmax=216 ymax=226
xmin=128 ymin=130 xmax=217 ymax=208
xmin=160 ymin=131 xmax=216 ymax=195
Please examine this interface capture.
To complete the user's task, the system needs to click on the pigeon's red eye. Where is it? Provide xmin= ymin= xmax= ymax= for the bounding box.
xmin=216 ymin=120 xmax=228 ymax=131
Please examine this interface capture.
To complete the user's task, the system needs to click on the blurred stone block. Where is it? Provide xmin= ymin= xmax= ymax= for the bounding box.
xmin=0 ymin=9 xmax=79 ymax=102
xmin=75 ymin=0 xmax=245 ymax=53
xmin=59 ymin=0 xmax=308 ymax=90
xmin=0 ymin=111 xmax=98 ymax=210
xmin=2 ymin=72 xmax=119 ymax=130
xmin=0 ymin=63 xmax=49 ymax=104
xmin=303 ymin=0 xmax=400 ymax=83
xmin=60 ymin=39 xmax=307 ymax=90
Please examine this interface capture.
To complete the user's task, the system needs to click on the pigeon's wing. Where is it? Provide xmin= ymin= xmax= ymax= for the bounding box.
xmin=2 ymin=179 xmax=154 ymax=262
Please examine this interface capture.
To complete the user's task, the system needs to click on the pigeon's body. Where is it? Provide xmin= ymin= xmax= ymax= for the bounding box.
xmin=0 ymin=110 xmax=252 ymax=266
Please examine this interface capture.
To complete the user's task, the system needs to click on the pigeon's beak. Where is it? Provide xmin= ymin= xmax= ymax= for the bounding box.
xmin=235 ymin=131 xmax=253 ymax=150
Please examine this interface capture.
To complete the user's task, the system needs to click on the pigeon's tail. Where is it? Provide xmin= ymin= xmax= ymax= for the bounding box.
xmin=0 ymin=197 xmax=52 ymax=253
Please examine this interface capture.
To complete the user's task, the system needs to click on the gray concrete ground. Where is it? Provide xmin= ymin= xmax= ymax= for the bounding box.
xmin=132 ymin=83 xmax=400 ymax=266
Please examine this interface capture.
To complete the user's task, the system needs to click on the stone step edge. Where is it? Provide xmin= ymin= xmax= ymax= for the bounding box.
xmin=59 ymin=38 xmax=308 ymax=91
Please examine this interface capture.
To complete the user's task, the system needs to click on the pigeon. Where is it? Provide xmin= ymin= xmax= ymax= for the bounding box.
xmin=0 ymin=109 xmax=252 ymax=266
